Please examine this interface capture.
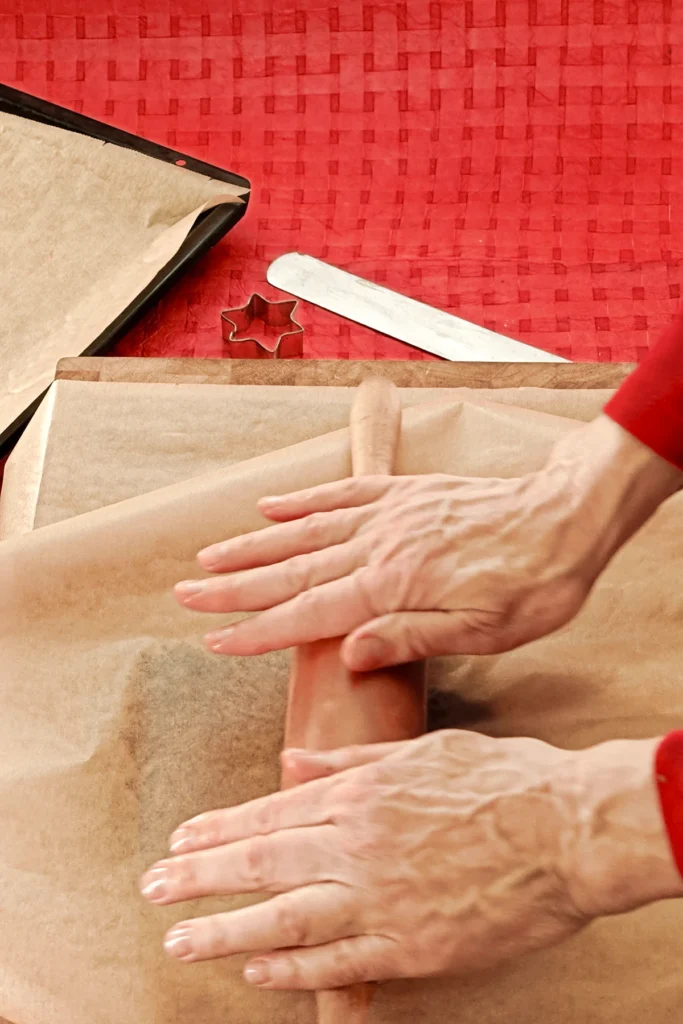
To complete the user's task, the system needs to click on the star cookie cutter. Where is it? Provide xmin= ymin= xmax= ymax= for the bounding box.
xmin=220 ymin=293 xmax=304 ymax=359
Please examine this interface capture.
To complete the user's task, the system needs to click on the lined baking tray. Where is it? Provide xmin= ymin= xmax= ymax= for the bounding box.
xmin=0 ymin=83 xmax=250 ymax=454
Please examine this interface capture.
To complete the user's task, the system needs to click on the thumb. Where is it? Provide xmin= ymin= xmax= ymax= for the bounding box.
xmin=342 ymin=609 xmax=506 ymax=670
xmin=281 ymin=741 xmax=402 ymax=783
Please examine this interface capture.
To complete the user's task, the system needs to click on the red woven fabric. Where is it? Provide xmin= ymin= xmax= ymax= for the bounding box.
xmin=1 ymin=1 xmax=682 ymax=362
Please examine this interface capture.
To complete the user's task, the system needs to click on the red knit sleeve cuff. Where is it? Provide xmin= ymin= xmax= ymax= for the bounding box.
xmin=655 ymin=731 xmax=683 ymax=880
xmin=604 ymin=315 xmax=683 ymax=471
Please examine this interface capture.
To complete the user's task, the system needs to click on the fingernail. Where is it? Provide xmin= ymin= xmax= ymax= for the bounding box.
xmin=169 ymin=827 xmax=193 ymax=854
xmin=258 ymin=496 xmax=280 ymax=508
xmin=197 ymin=543 xmax=226 ymax=568
xmin=140 ymin=865 xmax=168 ymax=902
xmin=204 ymin=627 xmax=234 ymax=652
xmin=175 ymin=580 xmax=206 ymax=598
xmin=164 ymin=925 xmax=194 ymax=961
xmin=351 ymin=634 xmax=390 ymax=670
xmin=244 ymin=959 xmax=271 ymax=986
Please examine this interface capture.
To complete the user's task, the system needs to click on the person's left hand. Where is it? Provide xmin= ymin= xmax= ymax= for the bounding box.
xmin=140 ymin=731 xmax=678 ymax=990
xmin=139 ymin=729 xmax=641 ymax=991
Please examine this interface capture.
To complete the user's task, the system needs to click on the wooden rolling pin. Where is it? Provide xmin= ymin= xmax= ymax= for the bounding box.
xmin=281 ymin=378 xmax=427 ymax=1024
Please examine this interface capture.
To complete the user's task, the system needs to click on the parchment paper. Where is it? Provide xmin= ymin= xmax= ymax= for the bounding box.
xmin=0 ymin=395 xmax=681 ymax=1023
xmin=0 ymin=379 xmax=610 ymax=538
xmin=0 ymin=111 xmax=246 ymax=441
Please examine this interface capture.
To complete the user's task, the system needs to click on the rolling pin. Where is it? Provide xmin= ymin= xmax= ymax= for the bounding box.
xmin=281 ymin=378 xmax=427 ymax=1024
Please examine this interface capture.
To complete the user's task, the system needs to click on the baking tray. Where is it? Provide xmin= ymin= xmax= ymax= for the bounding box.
xmin=0 ymin=83 xmax=251 ymax=456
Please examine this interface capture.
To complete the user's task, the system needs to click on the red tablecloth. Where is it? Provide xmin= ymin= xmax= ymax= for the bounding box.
xmin=1 ymin=0 xmax=681 ymax=362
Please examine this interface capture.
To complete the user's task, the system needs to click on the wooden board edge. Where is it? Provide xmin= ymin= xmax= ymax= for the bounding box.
xmin=56 ymin=357 xmax=634 ymax=390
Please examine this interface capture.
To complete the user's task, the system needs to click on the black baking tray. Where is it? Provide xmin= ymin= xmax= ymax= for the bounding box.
xmin=0 ymin=83 xmax=251 ymax=456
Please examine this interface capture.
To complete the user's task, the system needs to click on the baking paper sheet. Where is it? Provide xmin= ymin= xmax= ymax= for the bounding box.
xmin=0 ymin=380 xmax=610 ymax=537
xmin=0 ymin=394 xmax=681 ymax=1023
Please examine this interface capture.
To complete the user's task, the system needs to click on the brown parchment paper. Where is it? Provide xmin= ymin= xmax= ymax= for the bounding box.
xmin=0 ymin=111 xmax=246 ymax=441
xmin=0 ymin=396 xmax=681 ymax=1024
xmin=0 ymin=379 xmax=611 ymax=538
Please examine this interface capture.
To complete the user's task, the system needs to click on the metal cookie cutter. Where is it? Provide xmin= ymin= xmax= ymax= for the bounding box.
xmin=221 ymin=293 xmax=304 ymax=359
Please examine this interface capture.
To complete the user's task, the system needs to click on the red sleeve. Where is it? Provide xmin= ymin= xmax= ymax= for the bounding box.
xmin=604 ymin=315 xmax=683 ymax=471
xmin=656 ymin=731 xmax=683 ymax=880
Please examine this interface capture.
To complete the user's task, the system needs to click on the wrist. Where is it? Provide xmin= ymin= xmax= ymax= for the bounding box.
xmin=562 ymin=738 xmax=683 ymax=918
xmin=546 ymin=414 xmax=682 ymax=566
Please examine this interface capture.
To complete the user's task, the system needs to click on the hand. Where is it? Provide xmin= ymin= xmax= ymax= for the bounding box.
xmin=139 ymin=731 xmax=679 ymax=990
xmin=175 ymin=415 xmax=681 ymax=669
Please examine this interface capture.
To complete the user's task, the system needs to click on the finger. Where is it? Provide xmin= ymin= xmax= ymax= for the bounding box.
xmin=167 ymin=775 xmax=338 ymax=855
xmin=244 ymin=935 xmax=398 ymax=990
xmin=197 ymin=508 xmax=363 ymax=574
xmin=204 ymin=571 xmax=379 ymax=655
xmin=163 ymin=883 xmax=357 ymax=963
xmin=176 ymin=542 xmax=360 ymax=614
xmin=281 ymin=743 xmax=402 ymax=784
xmin=257 ymin=476 xmax=393 ymax=522
xmin=342 ymin=609 xmax=508 ymax=669
xmin=140 ymin=826 xmax=338 ymax=904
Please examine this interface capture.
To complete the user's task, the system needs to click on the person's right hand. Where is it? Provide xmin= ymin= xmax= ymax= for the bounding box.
xmin=176 ymin=415 xmax=681 ymax=669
